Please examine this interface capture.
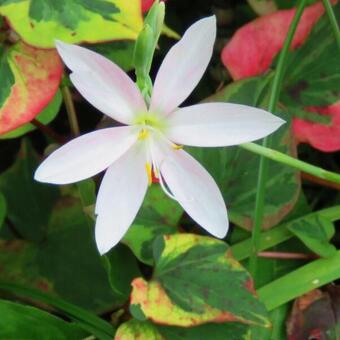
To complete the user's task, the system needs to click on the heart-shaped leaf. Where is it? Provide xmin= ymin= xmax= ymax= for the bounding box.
xmin=130 ymin=234 xmax=270 ymax=328
xmin=115 ymin=319 xmax=259 ymax=340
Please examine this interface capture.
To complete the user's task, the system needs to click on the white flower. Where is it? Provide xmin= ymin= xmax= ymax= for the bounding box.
xmin=35 ymin=16 xmax=284 ymax=255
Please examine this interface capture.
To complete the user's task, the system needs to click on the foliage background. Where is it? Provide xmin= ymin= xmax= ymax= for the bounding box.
xmin=0 ymin=0 xmax=339 ymax=339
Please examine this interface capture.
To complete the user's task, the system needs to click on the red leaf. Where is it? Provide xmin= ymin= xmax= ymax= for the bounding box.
xmin=221 ymin=1 xmax=340 ymax=152
xmin=142 ymin=0 xmax=167 ymax=13
xmin=0 ymin=42 xmax=63 ymax=135
xmin=293 ymin=103 xmax=340 ymax=152
xmin=221 ymin=2 xmax=326 ymax=80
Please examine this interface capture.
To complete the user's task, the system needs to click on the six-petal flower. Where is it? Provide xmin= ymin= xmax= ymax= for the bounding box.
xmin=35 ymin=16 xmax=284 ymax=255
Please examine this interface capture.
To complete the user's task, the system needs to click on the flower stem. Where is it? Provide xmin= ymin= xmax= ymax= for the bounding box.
xmin=240 ymin=142 xmax=340 ymax=184
xmin=248 ymin=0 xmax=308 ymax=280
xmin=31 ymin=119 xmax=66 ymax=144
xmin=322 ymin=0 xmax=340 ymax=51
xmin=61 ymin=85 xmax=80 ymax=137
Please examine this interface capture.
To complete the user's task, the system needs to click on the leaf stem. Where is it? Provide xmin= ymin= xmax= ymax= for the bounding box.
xmin=61 ymin=85 xmax=80 ymax=137
xmin=322 ymin=0 xmax=340 ymax=51
xmin=258 ymin=251 xmax=318 ymax=260
xmin=249 ymin=0 xmax=308 ymax=280
xmin=240 ymin=142 xmax=340 ymax=184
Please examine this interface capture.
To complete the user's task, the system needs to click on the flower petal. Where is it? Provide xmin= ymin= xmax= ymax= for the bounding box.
xmin=35 ymin=126 xmax=137 ymax=185
xmin=55 ymin=40 xmax=146 ymax=124
xmin=150 ymin=16 xmax=216 ymax=115
xmin=165 ymin=103 xmax=285 ymax=147
xmin=153 ymin=140 xmax=228 ymax=238
xmin=95 ymin=143 xmax=148 ymax=255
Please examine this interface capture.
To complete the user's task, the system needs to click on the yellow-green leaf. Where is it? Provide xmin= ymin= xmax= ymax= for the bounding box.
xmin=130 ymin=234 xmax=270 ymax=328
xmin=115 ymin=320 xmax=164 ymax=340
xmin=0 ymin=0 xmax=144 ymax=48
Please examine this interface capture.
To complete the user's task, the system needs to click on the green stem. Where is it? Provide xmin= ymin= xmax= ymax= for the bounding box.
xmin=240 ymin=143 xmax=340 ymax=184
xmin=249 ymin=0 xmax=308 ymax=279
xmin=61 ymin=85 xmax=80 ymax=137
xmin=231 ymin=205 xmax=340 ymax=261
xmin=322 ymin=0 xmax=340 ymax=51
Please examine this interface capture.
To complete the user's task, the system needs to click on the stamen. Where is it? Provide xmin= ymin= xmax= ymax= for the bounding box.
xmin=172 ymin=143 xmax=183 ymax=150
xmin=138 ymin=128 xmax=150 ymax=140
xmin=145 ymin=162 xmax=152 ymax=186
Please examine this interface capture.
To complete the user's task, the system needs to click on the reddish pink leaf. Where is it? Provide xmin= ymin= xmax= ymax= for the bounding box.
xmin=221 ymin=1 xmax=339 ymax=152
xmin=0 ymin=42 xmax=63 ymax=135
xmin=221 ymin=2 xmax=326 ymax=80
xmin=142 ymin=0 xmax=155 ymax=12
xmin=142 ymin=0 xmax=167 ymax=13
xmin=293 ymin=103 xmax=340 ymax=152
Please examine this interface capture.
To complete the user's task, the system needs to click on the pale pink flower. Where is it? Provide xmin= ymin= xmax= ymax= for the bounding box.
xmin=35 ymin=16 xmax=284 ymax=254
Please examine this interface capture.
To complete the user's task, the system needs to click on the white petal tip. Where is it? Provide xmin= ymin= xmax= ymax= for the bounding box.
xmin=34 ymin=168 xmax=48 ymax=183
xmin=212 ymin=226 xmax=229 ymax=239
xmin=54 ymin=39 xmax=68 ymax=52
xmin=95 ymin=235 xmax=115 ymax=256
xmin=97 ymin=245 xmax=111 ymax=256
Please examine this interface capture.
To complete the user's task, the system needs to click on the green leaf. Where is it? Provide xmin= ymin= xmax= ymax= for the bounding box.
xmin=116 ymin=319 xmax=260 ymax=340
xmin=90 ymin=41 xmax=135 ymax=71
xmin=282 ymin=4 xmax=340 ymax=109
xmin=0 ymin=0 xmax=144 ymax=47
xmin=192 ymin=76 xmax=300 ymax=230
xmin=288 ymin=215 xmax=337 ymax=258
xmin=0 ymin=196 xmax=131 ymax=312
xmin=122 ymin=185 xmax=182 ymax=265
xmin=102 ymin=244 xmax=140 ymax=299
xmin=0 ymin=283 xmax=115 ymax=339
xmin=231 ymin=205 xmax=340 ymax=261
xmin=0 ymin=142 xmax=132 ymax=312
xmin=0 ymin=89 xmax=62 ymax=139
xmin=158 ymin=323 xmax=253 ymax=340
xmin=115 ymin=320 xmax=164 ymax=340
xmin=0 ymin=193 xmax=5 ymax=230
xmin=131 ymin=234 xmax=270 ymax=328
xmin=0 ymin=140 xmax=59 ymax=241
xmin=0 ymin=45 xmax=15 ymax=108
xmin=77 ymin=183 xmax=182 ymax=265
xmin=258 ymin=250 xmax=340 ymax=311
xmin=0 ymin=299 xmax=88 ymax=339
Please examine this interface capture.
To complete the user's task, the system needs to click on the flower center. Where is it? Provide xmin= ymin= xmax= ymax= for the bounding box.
xmin=134 ymin=112 xmax=166 ymax=141
xmin=134 ymin=112 xmax=165 ymax=130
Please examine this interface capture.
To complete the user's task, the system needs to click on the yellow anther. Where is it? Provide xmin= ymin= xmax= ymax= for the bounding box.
xmin=145 ymin=162 xmax=152 ymax=186
xmin=172 ymin=143 xmax=183 ymax=150
xmin=138 ymin=128 xmax=150 ymax=140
